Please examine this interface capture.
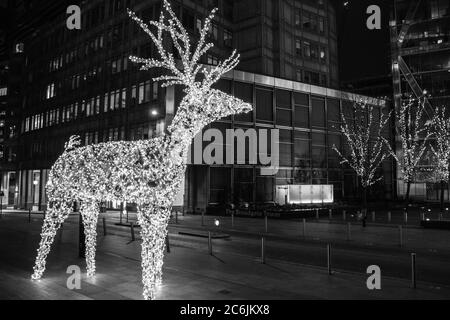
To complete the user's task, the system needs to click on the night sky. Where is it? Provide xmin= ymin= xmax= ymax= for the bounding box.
xmin=335 ymin=0 xmax=391 ymax=82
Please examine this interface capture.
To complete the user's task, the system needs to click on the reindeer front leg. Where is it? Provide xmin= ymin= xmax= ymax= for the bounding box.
xmin=32 ymin=201 xmax=73 ymax=280
xmin=136 ymin=203 xmax=171 ymax=300
xmin=80 ymin=201 xmax=100 ymax=277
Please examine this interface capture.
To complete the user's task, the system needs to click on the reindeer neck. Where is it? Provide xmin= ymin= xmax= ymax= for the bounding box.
xmin=167 ymin=90 xmax=206 ymax=147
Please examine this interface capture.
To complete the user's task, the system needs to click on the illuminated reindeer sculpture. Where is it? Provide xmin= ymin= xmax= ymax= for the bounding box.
xmin=31 ymin=0 xmax=252 ymax=300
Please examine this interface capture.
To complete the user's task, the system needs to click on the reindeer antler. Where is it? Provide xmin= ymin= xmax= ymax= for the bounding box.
xmin=128 ymin=0 xmax=240 ymax=90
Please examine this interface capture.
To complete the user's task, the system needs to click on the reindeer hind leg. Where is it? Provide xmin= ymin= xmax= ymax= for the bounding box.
xmin=32 ymin=200 xmax=73 ymax=280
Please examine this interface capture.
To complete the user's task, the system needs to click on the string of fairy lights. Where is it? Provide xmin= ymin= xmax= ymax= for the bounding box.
xmin=392 ymin=96 xmax=432 ymax=186
xmin=31 ymin=0 xmax=251 ymax=300
xmin=332 ymin=100 xmax=392 ymax=189
xmin=430 ymin=106 xmax=450 ymax=183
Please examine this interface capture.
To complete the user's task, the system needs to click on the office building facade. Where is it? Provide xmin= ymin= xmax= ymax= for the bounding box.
xmin=1 ymin=0 xmax=392 ymax=211
xmin=391 ymin=0 xmax=450 ymax=201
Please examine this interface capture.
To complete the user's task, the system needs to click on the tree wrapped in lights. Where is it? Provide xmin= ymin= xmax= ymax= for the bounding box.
xmin=430 ymin=106 xmax=450 ymax=213
xmin=31 ymin=0 xmax=252 ymax=300
xmin=391 ymin=96 xmax=432 ymax=206
xmin=333 ymin=100 xmax=392 ymax=211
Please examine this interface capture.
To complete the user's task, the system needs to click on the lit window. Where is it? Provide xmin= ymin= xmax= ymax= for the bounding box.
xmin=46 ymin=83 xmax=55 ymax=99
xmin=138 ymin=82 xmax=145 ymax=104
xmin=207 ymin=54 xmax=218 ymax=66
xmin=15 ymin=43 xmax=24 ymax=53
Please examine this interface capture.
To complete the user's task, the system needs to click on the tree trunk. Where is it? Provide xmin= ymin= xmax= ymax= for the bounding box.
xmin=405 ymin=181 xmax=411 ymax=208
xmin=362 ymin=186 xmax=367 ymax=213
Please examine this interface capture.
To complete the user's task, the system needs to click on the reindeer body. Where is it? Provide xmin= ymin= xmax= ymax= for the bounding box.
xmin=48 ymin=136 xmax=186 ymax=204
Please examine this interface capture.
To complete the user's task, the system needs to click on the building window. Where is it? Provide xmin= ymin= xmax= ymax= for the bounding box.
xmin=209 ymin=22 xmax=218 ymax=41
xmin=310 ymin=43 xmax=318 ymax=59
xmin=256 ymin=87 xmax=273 ymax=123
xmin=296 ymin=70 xmax=302 ymax=82
xmin=46 ymin=83 xmax=55 ymax=99
xmin=302 ymin=11 xmax=318 ymax=32
xmin=196 ymin=17 xmax=202 ymax=34
xmin=152 ymin=81 xmax=158 ymax=100
xmin=278 ymin=129 xmax=293 ymax=166
xmin=182 ymin=9 xmax=195 ymax=30
xmin=320 ymin=74 xmax=327 ymax=86
xmin=276 ymin=89 xmax=292 ymax=126
xmin=295 ymin=10 xmax=301 ymax=26
xmin=234 ymin=82 xmax=253 ymax=122
xmin=303 ymin=71 xmax=311 ymax=83
xmin=320 ymin=48 xmax=326 ymax=61
xmin=303 ymin=41 xmax=311 ymax=58
xmin=319 ymin=17 xmax=325 ymax=33
xmin=207 ymin=54 xmax=219 ymax=66
xmin=294 ymin=92 xmax=309 ymax=128
xmin=138 ymin=82 xmax=145 ymax=104
xmin=144 ymin=80 xmax=151 ymax=102
xmin=295 ymin=39 xmax=302 ymax=56
xmin=224 ymin=28 xmax=232 ymax=47
xmin=15 ymin=43 xmax=24 ymax=53
xmin=131 ymin=85 xmax=137 ymax=105
xmin=114 ymin=90 xmax=120 ymax=109
xmin=294 ymin=131 xmax=311 ymax=169
xmin=311 ymin=97 xmax=326 ymax=128
xmin=121 ymin=88 xmax=127 ymax=108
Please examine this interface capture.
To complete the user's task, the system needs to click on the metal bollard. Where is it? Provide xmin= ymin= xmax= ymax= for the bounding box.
xmin=261 ymin=236 xmax=266 ymax=264
xmin=302 ymin=218 xmax=306 ymax=238
xmin=166 ymin=234 xmax=170 ymax=253
xmin=201 ymin=209 xmax=205 ymax=226
xmin=316 ymin=208 xmax=319 ymax=220
xmin=208 ymin=231 xmax=212 ymax=255
xmin=329 ymin=208 xmax=332 ymax=219
xmin=102 ymin=217 xmax=107 ymax=236
xmin=28 ymin=208 xmax=31 ymax=223
xmin=342 ymin=209 xmax=346 ymax=221
xmin=411 ymin=253 xmax=416 ymax=288
xmin=264 ymin=215 xmax=268 ymax=233
xmin=371 ymin=211 xmax=375 ymax=222
xmin=231 ymin=211 xmax=234 ymax=228
xmin=398 ymin=225 xmax=403 ymax=247
xmin=404 ymin=211 xmax=408 ymax=224
xmin=130 ymin=222 xmax=135 ymax=241
xmin=327 ymin=244 xmax=332 ymax=275
xmin=346 ymin=222 xmax=351 ymax=241
xmin=388 ymin=211 xmax=391 ymax=222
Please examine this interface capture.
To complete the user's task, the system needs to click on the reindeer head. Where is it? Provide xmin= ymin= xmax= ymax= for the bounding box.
xmin=170 ymin=88 xmax=252 ymax=141
xmin=128 ymin=0 xmax=252 ymax=141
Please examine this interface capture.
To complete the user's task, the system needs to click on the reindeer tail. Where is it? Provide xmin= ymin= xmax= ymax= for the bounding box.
xmin=64 ymin=135 xmax=81 ymax=152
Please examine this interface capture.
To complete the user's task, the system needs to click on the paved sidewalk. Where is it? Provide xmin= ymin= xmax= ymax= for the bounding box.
xmin=0 ymin=215 xmax=449 ymax=299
